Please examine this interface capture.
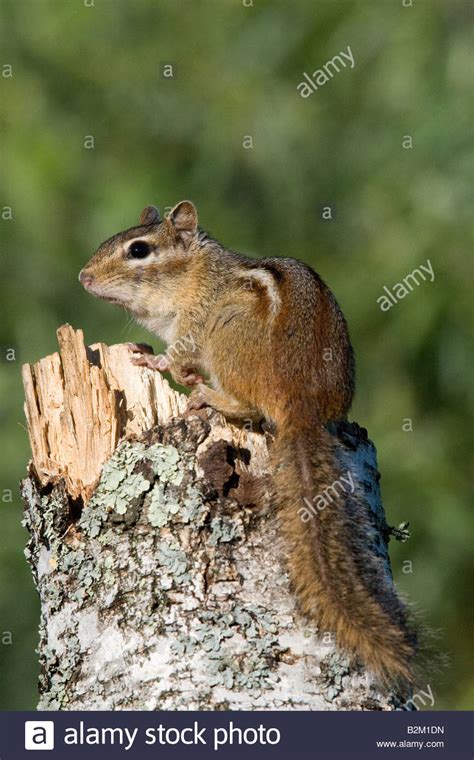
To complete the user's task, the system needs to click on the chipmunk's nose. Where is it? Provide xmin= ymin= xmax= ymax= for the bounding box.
xmin=79 ymin=270 xmax=94 ymax=288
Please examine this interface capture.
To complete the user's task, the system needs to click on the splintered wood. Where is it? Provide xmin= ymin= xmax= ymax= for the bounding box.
xmin=22 ymin=324 xmax=189 ymax=501
xmin=22 ymin=324 xmax=268 ymax=503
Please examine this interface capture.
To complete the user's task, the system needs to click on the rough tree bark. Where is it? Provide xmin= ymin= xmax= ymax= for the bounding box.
xmin=21 ymin=324 xmax=404 ymax=711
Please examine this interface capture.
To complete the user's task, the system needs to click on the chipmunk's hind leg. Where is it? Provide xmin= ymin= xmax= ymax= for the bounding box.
xmin=188 ymin=384 xmax=261 ymax=423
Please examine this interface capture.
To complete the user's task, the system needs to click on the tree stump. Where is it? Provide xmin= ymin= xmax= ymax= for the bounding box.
xmin=21 ymin=324 xmax=402 ymax=710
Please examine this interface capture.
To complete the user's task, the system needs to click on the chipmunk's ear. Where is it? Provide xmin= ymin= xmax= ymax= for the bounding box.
xmin=169 ymin=201 xmax=198 ymax=249
xmin=140 ymin=205 xmax=161 ymax=225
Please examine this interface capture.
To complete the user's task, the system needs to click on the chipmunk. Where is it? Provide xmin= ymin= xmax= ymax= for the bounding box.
xmin=79 ymin=200 xmax=417 ymax=689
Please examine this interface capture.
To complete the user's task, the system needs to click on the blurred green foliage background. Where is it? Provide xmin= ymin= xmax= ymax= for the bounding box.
xmin=0 ymin=0 xmax=472 ymax=710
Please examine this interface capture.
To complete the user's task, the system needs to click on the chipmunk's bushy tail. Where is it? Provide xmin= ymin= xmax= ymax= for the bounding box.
xmin=271 ymin=419 xmax=417 ymax=689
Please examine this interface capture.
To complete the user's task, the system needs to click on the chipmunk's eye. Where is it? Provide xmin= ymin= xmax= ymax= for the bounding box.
xmin=128 ymin=240 xmax=151 ymax=259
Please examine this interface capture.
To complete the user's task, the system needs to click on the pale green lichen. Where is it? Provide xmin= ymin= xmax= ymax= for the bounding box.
xmin=170 ymin=633 xmax=197 ymax=656
xmin=57 ymin=547 xmax=103 ymax=605
xmin=145 ymin=453 xmax=208 ymax=529
xmin=146 ymin=443 xmax=183 ymax=484
xmin=82 ymin=441 xmax=186 ymax=529
xmin=156 ymin=540 xmax=190 ymax=587
xmin=145 ymin=444 xmax=186 ymax=526
xmin=172 ymin=604 xmax=283 ymax=692
xmin=181 ymin=485 xmax=207 ymax=524
xmin=79 ymin=499 xmax=107 ymax=539
xmin=148 ymin=484 xmax=181 ymax=528
xmin=82 ymin=442 xmax=151 ymax=528
xmin=32 ymin=492 xmax=68 ymax=554
xmin=39 ymin=634 xmax=82 ymax=710
xmin=319 ymin=651 xmax=352 ymax=703
xmin=209 ymin=515 xmax=240 ymax=545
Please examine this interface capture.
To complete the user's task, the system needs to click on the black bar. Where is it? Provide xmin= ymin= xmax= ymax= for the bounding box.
xmin=2 ymin=710 xmax=472 ymax=759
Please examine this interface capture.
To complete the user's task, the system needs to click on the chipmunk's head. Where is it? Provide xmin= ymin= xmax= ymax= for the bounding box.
xmin=79 ymin=201 xmax=199 ymax=319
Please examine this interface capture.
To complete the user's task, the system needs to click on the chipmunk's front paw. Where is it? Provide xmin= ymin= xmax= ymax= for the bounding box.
xmin=127 ymin=342 xmax=155 ymax=356
xmin=177 ymin=368 xmax=204 ymax=387
xmin=128 ymin=344 xmax=170 ymax=372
